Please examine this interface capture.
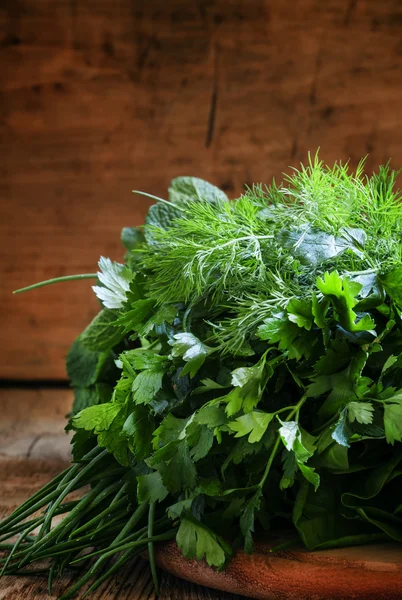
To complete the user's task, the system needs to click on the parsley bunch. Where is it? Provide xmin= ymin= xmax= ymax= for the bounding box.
xmin=2 ymin=156 xmax=402 ymax=598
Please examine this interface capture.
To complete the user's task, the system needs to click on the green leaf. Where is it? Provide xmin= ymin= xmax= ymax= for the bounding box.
xmin=138 ymin=304 xmax=177 ymax=337
xmin=96 ymin=409 xmax=129 ymax=466
xmin=124 ymin=348 xmax=167 ymax=371
xmin=153 ymin=414 xmax=188 ymax=449
xmin=145 ymin=202 xmax=183 ymax=234
xmin=278 ymin=420 xmax=299 ymax=450
xmin=240 ymin=489 xmax=262 ymax=553
xmin=187 ymin=425 xmax=214 ymax=462
xmin=92 ymin=256 xmax=133 ymax=309
xmin=169 ymin=177 xmax=228 ymax=205
xmin=287 ymin=298 xmax=313 ymax=330
xmin=71 ymin=429 xmax=95 ymax=461
xmin=121 ymin=227 xmax=145 ymax=251
xmin=66 ymin=338 xmax=115 ymax=388
xmin=195 ymin=404 xmax=227 ymax=428
xmin=379 ymin=266 xmax=402 ymax=307
xmin=312 ymin=293 xmax=329 ymax=329
xmin=137 ymin=471 xmax=169 ymax=503
xmin=384 ymin=402 xmax=402 ymax=445
xmin=277 ymin=226 xmax=366 ymax=267
xmin=71 ymin=383 xmax=112 ymax=415
xmin=171 ymin=333 xmax=214 ymax=378
xmin=347 ymin=401 xmax=374 ymax=425
xmin=280 ymin=450 xmax=297 ymax=490
xmin=298 ymin=462 xmax=320 ymax=491
xmin=167 ymin=498 xmax=194 ymax=519
xmin=133 ymin=369 xmax=165 ymax=405
xmin=278 ymin=420 xmax=320 ymax=490
xmin=164 ymin=442 xmax=197 ymax=493
xmin=332 ymin=409 xmax=352 ymax=448
xmin=73 ymin=402 xmax=122 ymax=433
xmin=229 ymin=411 xmax=274 ymax=443
xmin=176 ymin=517 xmax=229 ymax=567
xmin=115 ymin=298 xmax=155 ymax=336
xmin=258 ymin=312 xmax=314 ymax=360
xmin=224 ymin=354 xmax=273 ymax=416
xmin=80 ymin=308 xmax=124 ymax=352
xmin=316 ymin=271 xmax=376 ymax=333
xmin=307 ymin=348 xmax=369 ymax=419
xmin=123 ymin=405 xmax=155 ymax=460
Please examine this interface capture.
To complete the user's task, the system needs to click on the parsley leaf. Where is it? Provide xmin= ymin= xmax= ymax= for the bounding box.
xmin=229 ymin=411 xmax=274 ymax=443
xmin=176 ymin=516 xmax=229 ymax=567
xmin=170 ymin=333 xmax=214 ymax=378
xmin=137 ymin=471 xmax=169 ymax=503
xmin=92 ymin=257 xmax=133 ymax=309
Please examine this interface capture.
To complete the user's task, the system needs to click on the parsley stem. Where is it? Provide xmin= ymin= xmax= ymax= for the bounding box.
xmin=259 ymin=394 xmax=307 ymax=489
xmin=148 ymin=502 xmax=159 ymax=595
xmin=13 ymin=274 xmax=98 ymax=294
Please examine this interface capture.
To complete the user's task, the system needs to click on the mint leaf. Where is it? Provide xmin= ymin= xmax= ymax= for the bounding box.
xmin=169 ymin=177 xmax=228 ymax=205
xmin=176 ymin=516 xmax=229 ymax=567
xmin=71 ymin=383 xmax=112 ymax=415
xmin=121 ymin=227 xmax=145 ymax=251
xmin=80 ymin=308 xmax=123 ymax=352
xmin=92 ymin=257 xmax=133 ymax=309
xmin=66 ymin=338 xmax=115 ymax=387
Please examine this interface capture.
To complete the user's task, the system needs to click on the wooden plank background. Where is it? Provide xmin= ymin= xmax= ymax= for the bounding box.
xmin=1 ymin=0 xmax=402 ymax=380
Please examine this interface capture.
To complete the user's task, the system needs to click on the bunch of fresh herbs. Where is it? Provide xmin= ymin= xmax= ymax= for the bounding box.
xmin=1 ymin=155 xmax=402 ymax=598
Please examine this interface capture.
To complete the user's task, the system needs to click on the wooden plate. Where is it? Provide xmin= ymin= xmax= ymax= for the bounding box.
xmin=153 ymin=539 xmax=402 ymax=600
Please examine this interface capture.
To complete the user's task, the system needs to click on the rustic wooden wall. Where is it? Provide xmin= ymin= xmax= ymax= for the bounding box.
xmin=1 ymin=0 xmax=402 ymax=380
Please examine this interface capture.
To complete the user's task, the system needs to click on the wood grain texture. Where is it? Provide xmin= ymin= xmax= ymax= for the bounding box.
xmin=1 ymin=0 xmax=402 ymax=379
xmin=155 ymin=540 xmax=402 ymax=600
xmin=0 ymin=388 xmax=244 ymax=599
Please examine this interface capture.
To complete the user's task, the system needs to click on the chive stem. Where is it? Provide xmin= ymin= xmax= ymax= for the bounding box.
xmin=13 ymin=273 xmax=98 ymax=294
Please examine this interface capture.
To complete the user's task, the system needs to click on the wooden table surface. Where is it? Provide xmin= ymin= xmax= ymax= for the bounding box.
xmin=0 ymin=388 xmax=245 ymax=600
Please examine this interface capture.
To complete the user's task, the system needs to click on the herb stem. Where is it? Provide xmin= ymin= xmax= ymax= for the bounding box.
xmin=13 ymin=274 xmax=98 ymax=294
xmin=148 ymin=502 xmax=159 ymax=595
xmin=259 ymin=394 xmax=307 ymax=489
